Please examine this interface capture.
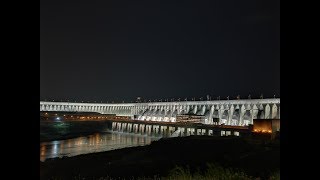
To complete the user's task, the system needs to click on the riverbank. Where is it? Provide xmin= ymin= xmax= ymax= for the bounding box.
xmin=40 ymin=136 xmax=280 ymax=180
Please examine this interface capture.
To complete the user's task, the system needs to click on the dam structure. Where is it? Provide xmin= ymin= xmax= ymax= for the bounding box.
xmin=40 ymin=98 xmax=280 ymax=126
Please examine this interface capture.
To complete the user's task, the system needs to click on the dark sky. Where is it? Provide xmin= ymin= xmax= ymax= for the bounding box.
xmin=40 ymin=0 xmax=280 ymax=102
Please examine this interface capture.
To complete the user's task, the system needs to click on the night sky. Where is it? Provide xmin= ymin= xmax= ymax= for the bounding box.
xmin=40 ymin=0 xmax=280 ymax=102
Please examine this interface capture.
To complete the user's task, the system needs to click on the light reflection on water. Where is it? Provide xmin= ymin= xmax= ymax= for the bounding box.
xmin=40 ymin=132 xmax=160 ymax=162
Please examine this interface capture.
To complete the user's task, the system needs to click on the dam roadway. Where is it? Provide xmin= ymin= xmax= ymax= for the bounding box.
xmin=40 ymin=98 xmax=280 ymax=126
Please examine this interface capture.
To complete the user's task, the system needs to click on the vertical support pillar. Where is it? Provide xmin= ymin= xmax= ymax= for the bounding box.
xmin=144 ymin=124 xmax=147 ymax=135
xmin=158 ymin=125 xmax=162 ymax=135
xmin=165 ymin=126 xmax=169 ymax=137
xmin=151 ymin=125 xmax=154 ymax=135
xmin=184 ymin=127 xmax=187 ymax=136
xmin=227 ymin=105 xmax=234 ymax=126
xmin=208 ymin=106 xmax=214 ymax=125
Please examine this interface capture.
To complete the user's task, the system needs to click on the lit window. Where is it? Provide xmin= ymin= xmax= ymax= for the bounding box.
xmin=221 ymin=131 xmax=226 ymax=136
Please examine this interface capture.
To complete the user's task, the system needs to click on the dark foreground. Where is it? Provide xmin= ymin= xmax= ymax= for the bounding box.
xmin=40 ymin=136 xmax=279 ymax=180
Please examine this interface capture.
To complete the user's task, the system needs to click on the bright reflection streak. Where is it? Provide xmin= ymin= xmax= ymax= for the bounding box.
xmin=40 ymin=132 xmax=160 ymax=162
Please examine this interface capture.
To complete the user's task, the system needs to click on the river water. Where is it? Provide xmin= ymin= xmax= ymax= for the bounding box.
xmin=40 ymin=121 xmax=161 ymax=162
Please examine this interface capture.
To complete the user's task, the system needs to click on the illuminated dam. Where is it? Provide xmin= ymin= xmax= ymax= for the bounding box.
xmin=40 ymin=98 xmax=279 ymax=126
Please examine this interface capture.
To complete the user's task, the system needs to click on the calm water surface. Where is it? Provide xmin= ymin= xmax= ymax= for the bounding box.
xmin=40 ymin=132 xmax=160 ymax=162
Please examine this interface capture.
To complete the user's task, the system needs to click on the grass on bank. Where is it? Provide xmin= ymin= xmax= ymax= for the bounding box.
xmin=166 ymin=164 xmax=280 ymax=180
xmin=51 ymin=163 xmax=279 ymax=180
xmin=166 ymin=163 xmax=252 ymax=180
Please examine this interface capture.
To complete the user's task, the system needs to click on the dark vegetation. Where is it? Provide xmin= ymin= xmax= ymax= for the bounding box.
xmin=40 ymin=136 xmax=279 ymax=180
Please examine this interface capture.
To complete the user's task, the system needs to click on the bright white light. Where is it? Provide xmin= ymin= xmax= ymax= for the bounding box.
xmin=56 ymin=117 xmax=61 ymax=120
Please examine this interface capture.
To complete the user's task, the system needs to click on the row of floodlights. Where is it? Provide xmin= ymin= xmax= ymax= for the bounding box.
xmin=41 ymin=94 xmax=278 ymax=103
